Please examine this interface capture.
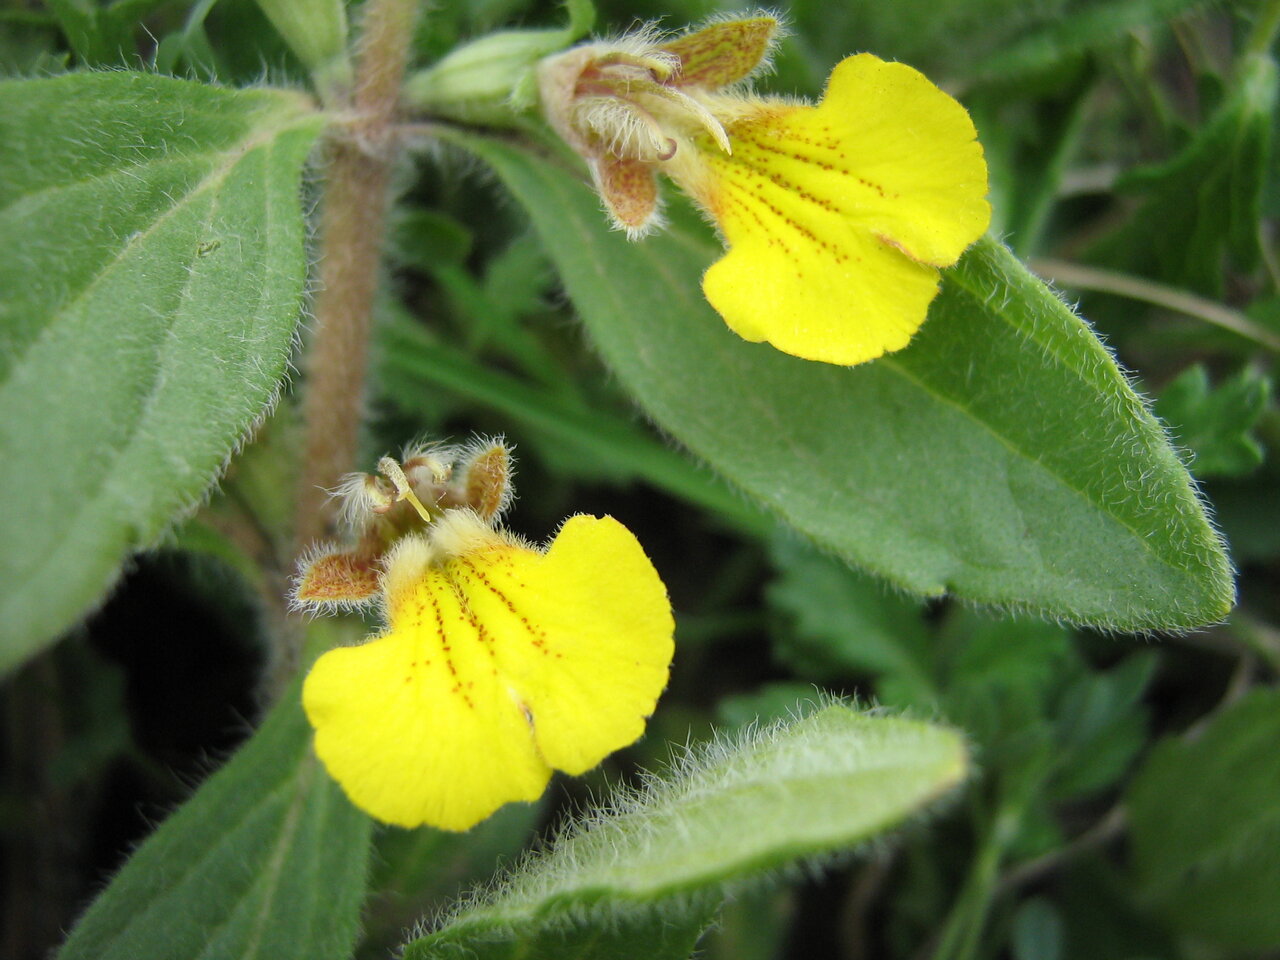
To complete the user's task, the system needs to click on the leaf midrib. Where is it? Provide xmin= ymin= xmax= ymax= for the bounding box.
xmin=432 ymin=748 xmax=958 ymax=933
xmin=0 ymin=109 xmax=316 ymax=387
xmin=194 ymin=755 xmax=319 ymax=960
xmin=66 ymin=748 xmax=301 ymax=955
xmin=0 ymin=127 xmax=293 ymax=633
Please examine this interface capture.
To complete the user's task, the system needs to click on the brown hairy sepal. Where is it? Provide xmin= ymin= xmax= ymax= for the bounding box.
xmin=290 ymin=437 xmax=517 ymax=613
xmin=536 ymin=15 xmax=781 ymax=237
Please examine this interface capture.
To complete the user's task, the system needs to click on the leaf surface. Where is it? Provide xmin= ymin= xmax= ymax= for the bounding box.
xmin=1155 ymin=364 xmax=1269 ymax=478
xmin=1091 ymin=52 xmax=1276 ymax=295
xmin=1126 ymin=688 xmax=1280 ymax=950
xmin=454 ymin=134 xmax=1233 ymax=630
xmin=406 ymin=706 xmax=966 ymax=960
xmin=0 ymin=73 xmax=324 ymax=674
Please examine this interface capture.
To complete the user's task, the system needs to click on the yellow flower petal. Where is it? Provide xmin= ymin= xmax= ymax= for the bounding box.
xmin=691 ymin=53 xmax=990 ymax=365
xmin=303 ymin=537 xmax=551 ymax=831
xmin=702 ymin=226 xmax=940 ymax=364
xmin=303 ymin=515 xmax=673 ymax=830
xmin=457 ymin=514 xmax=675 ymax=774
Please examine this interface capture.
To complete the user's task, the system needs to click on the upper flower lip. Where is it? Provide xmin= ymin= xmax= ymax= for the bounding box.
xmin=696 ymin=54 xmax=990 ymax=364
xmin=538 ymin=16 xmax=779 ymax=164
xmin=292 ymin=440 xmax=517 ymax=612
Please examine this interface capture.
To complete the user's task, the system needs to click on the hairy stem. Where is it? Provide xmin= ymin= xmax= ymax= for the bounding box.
xmin=282 ymin=0 xmax=421 ymax=685
xmin=293 ymin=0 xmax=420 ymax=555
xmin=292 ymin=146 xmax=389 ymax=549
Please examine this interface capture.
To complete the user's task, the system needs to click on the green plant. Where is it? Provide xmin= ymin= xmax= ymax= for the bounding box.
xmin=1 ymin=0 xmax=1277 ymax=958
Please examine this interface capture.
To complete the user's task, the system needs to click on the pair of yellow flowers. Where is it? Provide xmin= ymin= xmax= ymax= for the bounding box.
xmin=301 ymin=16 xmax=989 ymax=831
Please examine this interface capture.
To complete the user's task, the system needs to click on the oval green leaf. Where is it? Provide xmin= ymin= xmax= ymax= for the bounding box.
xmin=452 ymin=134 xmax=1233 ymax=631
xmin=0 ymin=73 xmax=325 ymax=674
xmin=405 ymin=705 xmax=966 ymax=960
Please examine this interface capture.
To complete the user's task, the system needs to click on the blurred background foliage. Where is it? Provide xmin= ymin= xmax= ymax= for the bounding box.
xmin=1 ymin=0 xmax=1278 ymax=958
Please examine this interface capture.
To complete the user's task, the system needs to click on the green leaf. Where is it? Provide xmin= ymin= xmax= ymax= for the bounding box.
xmin=480 ymin=234 xmax=555 ymax=331
xmin=972 ymin=0 xmax=1213 ymax=83
xmin=389 ymin=206 xmax=475 ymax=268
xmin=971 ymin=72 xmax=1094 ymax=256
xmin=0 ymin=73 xmax=324 ymax=675
xmin=452 ymin=133 xmax=1233 ymax=631
xmin=42 ymin=0 xmax=166 ymax=67
xmin=44 ymin=0 xmax=103 ymax=64
xmin=379 ymin=313 xmax=771 ymax=533
xmin=363 ymin=802 xmax=543 ymax=958
xmin=1206 ymin=406 xmax=1280 ymax=562
xmin=1091 ymin=52 xmax=1277 ymax=296
xmin=252 ymin=0 xmax=350 ymax=92
xmin=151 ymin=0 xmax=230 ymax=81
xmin=405 ymin=705 xmax=966 ymax=960
xmin=1126 ymin=688 xmax=1280 ymax=950
xmin=0 ymin=15 xmax=67 ymax=76
xmin=766 ymin=533 xmax=935 ymax=705
xmin=934 ymin=609 xmax=1069 ymax=770
xmin=57 ymin=665 xmax=373 ymax=960
xmin=1155 ymin=364 xmax=1270 ymax=478
xmin=1047 ymin=652 xmax=1155 ymax=801
xmin=940 ymin=610 xmax=1071 ymax=707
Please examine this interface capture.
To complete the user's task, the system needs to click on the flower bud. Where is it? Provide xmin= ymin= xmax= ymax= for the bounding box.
xmin=403 ymin=0 xmax=596 ymax=126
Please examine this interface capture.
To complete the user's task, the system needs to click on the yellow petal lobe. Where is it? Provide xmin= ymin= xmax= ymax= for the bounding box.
xmin=303 ymin=536 xmax=552 ymax=831
xmin=693 ymin=53 xmax=990 ymax=365
xmin=458 ymin=515 xmax=675 ymax=774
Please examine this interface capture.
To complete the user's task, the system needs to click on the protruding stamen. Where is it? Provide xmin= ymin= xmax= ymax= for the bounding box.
xmin=378 ymin=456 xmax=436 ymax=523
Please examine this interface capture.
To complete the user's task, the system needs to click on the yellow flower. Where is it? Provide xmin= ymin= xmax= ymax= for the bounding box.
xmin=538 ymin=18 xmax=990 ymax=366
xmin=296 ymin=446 xmax=674 ymax=831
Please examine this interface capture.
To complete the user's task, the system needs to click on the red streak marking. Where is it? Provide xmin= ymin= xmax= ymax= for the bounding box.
xmin=458 ymin=558 xmax=552 ymax=656
xmin=424 ymin=582 xmax=472 ymax=707
xmin=443 ymin=569 xmax=499 ymax=671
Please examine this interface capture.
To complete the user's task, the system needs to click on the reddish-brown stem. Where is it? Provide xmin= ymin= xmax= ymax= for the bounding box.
xmin=292 ymin=143 xmax=390 ymax=550
xmin=292 ymin=0 xmax=420 ymax=555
